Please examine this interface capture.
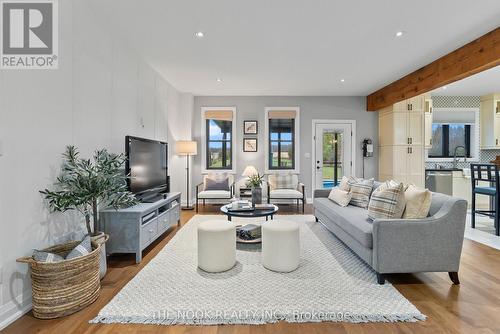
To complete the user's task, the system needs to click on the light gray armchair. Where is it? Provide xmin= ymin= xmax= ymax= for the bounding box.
xmin=267 ymin=173 xmax=306 ymax=213
xmin=196 ymin=173 xmax=235 ymax=212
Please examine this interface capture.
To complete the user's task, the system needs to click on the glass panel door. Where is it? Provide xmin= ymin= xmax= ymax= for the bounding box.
xmin=315 ymin=123 xmax=353 ymax=189
xmin=322 ymin=131 xmax=344 ymax=188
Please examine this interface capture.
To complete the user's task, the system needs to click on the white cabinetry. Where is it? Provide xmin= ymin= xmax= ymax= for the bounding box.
xmin=424 ymin=95 xmax=433 ymax=148
xmin=480 ymin=94 xmax=500 ymax=149
xmin=452 ymin=171 xmax=489 ymax=209
xmin=378 ymin=95 xmax=425 ymax=187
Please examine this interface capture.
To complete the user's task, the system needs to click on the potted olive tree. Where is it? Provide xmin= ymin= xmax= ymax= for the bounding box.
xmin=246 ymin=173 xmax=265 ymax=206
xmin=40 ymin=146 xmax=137 ymax=278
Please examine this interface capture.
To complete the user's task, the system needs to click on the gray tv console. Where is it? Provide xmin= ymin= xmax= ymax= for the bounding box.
xmin=99 ymin=192 xmax=181 ymax=263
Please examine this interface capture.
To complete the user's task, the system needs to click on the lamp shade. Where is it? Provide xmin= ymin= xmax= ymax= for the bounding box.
xmin=242 ymin=165 xmax=258 ymax=177
xmin=176 ymin=140 xmax=197 ymax=156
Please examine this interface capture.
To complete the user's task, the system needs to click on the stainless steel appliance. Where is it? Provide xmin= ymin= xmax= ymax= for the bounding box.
xmin=425 ymin=170 xmax=453 ymax=195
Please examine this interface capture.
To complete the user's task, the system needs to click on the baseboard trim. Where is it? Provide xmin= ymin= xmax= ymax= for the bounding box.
xmin=0 ymin=293 xmax=32 ymax=331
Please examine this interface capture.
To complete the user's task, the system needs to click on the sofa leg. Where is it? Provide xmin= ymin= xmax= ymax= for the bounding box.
xmin=376 ymin=273 xmax=385 ymax=285
xmin=448 ymin=271 xmax=460 ymax=285
xmin=315 ymin=216 xmax=319 ymax=222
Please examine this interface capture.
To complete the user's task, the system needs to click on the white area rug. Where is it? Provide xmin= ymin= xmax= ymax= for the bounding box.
xmin=91 ymin=215 xmax=425 ymax=325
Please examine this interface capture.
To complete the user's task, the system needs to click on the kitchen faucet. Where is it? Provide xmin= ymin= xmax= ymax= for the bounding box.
xmin=452 ymin=145 xmax=467 ymax=169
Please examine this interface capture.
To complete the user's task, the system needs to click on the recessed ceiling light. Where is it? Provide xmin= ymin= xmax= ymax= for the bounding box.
xmin=340 ymin=79 xmax=345 ymax=83
xmin=195 ymin=31 xmax=204 ymax=38
xmin=395 ymin=31 xmax=404 ymax=37
xmin=216 ymin=78 xmax=222 ymax=82
xmin=442 ymin=86 xmax=447 ymax=90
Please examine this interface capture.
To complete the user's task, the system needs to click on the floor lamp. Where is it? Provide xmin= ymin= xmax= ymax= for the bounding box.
xmin=176 ymin=140 xmax=197 ymax=210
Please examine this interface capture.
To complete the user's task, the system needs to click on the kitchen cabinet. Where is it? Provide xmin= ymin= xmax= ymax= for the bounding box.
xmin=379 ymin=145 xmax=424 ymax=186
xmin=424 ymin=95 xmax=433 ymax=148
xmin=378 ymin=94 xmax=425 ymax=187
xmin=480 ymin=93 xmax=500 ymax=149
xmin=452 ymin=171 xmax=489 ymax=209
xmin=379 ymin=95 xmax=424 ymax=147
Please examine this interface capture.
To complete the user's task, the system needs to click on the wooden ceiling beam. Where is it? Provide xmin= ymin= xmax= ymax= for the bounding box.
xmin=367 ymin=27 xmax=500 ymax=111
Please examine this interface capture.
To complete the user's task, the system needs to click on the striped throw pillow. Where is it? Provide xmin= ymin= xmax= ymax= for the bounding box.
xmin=66 ymin=236 xmax=92 ymax=260
xmin=368 ymin=182 xmax=405 ymax=220
xmin=349 ymin=178 xmax=374 ymax=209
xmin=33 ymin=250 xmax=64 ymax=263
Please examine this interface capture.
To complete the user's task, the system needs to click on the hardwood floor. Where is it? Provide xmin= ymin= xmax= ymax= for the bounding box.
xmin=4 ymin=204 xmax=500 ymax=334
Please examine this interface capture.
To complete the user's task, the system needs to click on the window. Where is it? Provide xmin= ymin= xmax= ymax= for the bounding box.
xmin=265 ymin=108 xmax=299 ymax=171
xmin=269 ymin=119 xmax=295 ymax=169
xmin=428 ymin=123 xmax=471 ymax=158
xmin=203 ymin=108 xmax=234 ymax=170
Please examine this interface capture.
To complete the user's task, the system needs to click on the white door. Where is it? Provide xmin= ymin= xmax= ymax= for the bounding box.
xmin=314 ymin=122 xmax=354 ymax=189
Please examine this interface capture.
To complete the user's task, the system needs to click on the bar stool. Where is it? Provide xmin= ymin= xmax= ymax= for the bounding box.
xmin=471 ymin=163 xmax=500 ymax=236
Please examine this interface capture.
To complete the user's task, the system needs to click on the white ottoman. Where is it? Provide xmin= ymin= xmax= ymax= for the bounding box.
xmin=197 ymin=220 xmax=236 ymax=272
xmin=261 ymin=219 xmax=300 ymax=272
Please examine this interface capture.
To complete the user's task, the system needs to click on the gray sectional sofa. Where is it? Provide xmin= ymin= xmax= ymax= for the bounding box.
xmin=313 ymin=181 xmax=468 ymax=285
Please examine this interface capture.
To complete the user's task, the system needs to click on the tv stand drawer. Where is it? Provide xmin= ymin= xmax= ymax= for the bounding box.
xmin=140 ymin=218 xmax=158 ymax=248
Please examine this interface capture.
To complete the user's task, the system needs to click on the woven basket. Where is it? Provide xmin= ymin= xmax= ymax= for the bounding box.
xmin=17 ymin=235 xmax=108 ymax=319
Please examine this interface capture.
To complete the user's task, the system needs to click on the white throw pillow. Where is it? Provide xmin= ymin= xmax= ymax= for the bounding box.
xmin=338 ymin=176 xmax=350 ymax=192
xmin=328 ymin=188 xmax=352 ymax=207
xmin=403 ymin=185 xmax=432 ymax=219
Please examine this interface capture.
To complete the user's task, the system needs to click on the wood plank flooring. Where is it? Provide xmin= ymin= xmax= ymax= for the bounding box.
xmin=3 ymin=204 xmax=500 ymax=334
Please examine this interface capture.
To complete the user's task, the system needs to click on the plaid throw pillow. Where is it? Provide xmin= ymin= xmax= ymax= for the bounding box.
xmin=268 ymin=174 xmax=298 ymax=190
xmin=376 ymin=180 xmax=407 ymax=218
xmin=368 ymin=182 xmax=405 ymax=220
xmin=66 ymin=236 xmax=92 ymax=260
xmin=349 ymin=178 xmax=374 ymax=209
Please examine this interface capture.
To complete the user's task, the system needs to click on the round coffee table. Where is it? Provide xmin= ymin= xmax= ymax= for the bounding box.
xmin=220 ymin=204 xmax=278 ymax=222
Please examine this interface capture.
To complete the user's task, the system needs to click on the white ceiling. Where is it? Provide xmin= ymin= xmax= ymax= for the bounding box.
xmin=89 ymin=0 xmax=500 ymax=96
xmin=431 ymin=65 xmax=500 ymax=96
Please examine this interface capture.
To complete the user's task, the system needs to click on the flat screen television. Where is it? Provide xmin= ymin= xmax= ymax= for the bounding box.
xmin=125 ymin=136 xmax=169 ymax=200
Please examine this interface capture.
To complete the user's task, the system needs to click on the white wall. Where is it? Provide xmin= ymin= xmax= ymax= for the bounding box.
xmin=0 ymin=0 xmax=193 ymax=328
xmin=192 ymin=96 xmax=378 ymax=199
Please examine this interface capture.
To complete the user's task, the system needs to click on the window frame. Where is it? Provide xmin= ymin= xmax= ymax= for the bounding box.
xmin=264 ymin=107 xmax=300 ymax=174
xmin=426 ymin=107 xmax=480 ymax=163
xmin=205 ymin=119 xmax=233 ymax=170
xmin=428 ymin=123 xmax=472 ymax=158
xmin=268 ymin=118 xmax=295 ymax=170
xmin=201 ymin=107 xmax=237 ymax=173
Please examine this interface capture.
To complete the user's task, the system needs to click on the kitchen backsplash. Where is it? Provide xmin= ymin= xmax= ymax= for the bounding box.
xmin=431 ymin=96 xmax=480 ymax=108
xmin=425 ymin=95 xmax=487 ymax=170
xmin=425 ymin=150 xmax=500 ymax=169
